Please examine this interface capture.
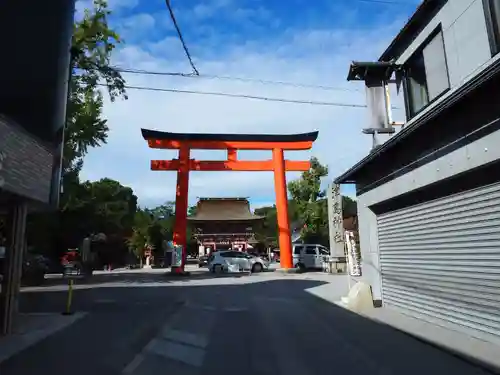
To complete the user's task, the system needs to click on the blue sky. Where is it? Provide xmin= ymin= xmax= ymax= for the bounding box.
xmin=78 ymin=0 xmax=421 ymax=209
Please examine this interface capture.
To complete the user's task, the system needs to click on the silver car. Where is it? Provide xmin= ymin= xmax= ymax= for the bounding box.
xmin=292 ymin=244 xmax=330 ymax=271
xmin=208 ymin=250 xmax=268 ymax=273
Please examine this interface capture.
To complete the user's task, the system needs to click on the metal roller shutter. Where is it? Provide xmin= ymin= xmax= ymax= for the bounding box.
xmin=377 ymin=182 xmax=500 ymax=343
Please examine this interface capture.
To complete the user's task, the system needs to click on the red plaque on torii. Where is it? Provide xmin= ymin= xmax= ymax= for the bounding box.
xmin=141 ymin=129 xmax=319 ymax=273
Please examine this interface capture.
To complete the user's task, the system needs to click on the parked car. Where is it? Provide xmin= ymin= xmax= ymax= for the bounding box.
xmin=208 ymin=250 xmax=268 ymax=273
xmin=292 ymin=244 xmax=329 ymax=271
xmin=198 ymin=255 xmax=209 ymax=268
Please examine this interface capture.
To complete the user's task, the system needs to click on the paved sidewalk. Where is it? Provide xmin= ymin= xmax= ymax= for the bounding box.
xmin=361 ymin=306 xmax=500 ymax=373
xmin=299 ymin=273 xmax=500 ymax=373
xmin=0 ymin=312 xmax=86 ymax=364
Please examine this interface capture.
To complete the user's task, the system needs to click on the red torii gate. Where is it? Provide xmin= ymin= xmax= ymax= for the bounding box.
xmin=141 ymin=129 xmax=319 ymax=273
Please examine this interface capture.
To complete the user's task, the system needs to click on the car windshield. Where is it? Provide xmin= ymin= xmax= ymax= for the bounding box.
xmin=319 ymin=248 xmax=329 ymax=255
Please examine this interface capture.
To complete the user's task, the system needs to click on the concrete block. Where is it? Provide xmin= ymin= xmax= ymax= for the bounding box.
xmin=342 ymin=281 xmax=374 ymax=312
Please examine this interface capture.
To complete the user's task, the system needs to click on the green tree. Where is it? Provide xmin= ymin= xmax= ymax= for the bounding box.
xmin=127 ymin=210 xmax=153 ymax=267
xmin=27 ymin=178 xmax=137 ymax=263
xmin=342 ymin=195 xmax=357 ymax=218
xmin=145 ymin=202 xmax=176 ymax=259
xmin=188 ymin=205 xmax=197 ymax=217
xmin=62 ymin=0 xmax=127 ymax=206
xmin=27 ymin=0 xmax=129 ymax=260
xmin=287 ymin=157 xmax=329 ymax=244
xmin=254 ymin=201 xmax=299 ymax=247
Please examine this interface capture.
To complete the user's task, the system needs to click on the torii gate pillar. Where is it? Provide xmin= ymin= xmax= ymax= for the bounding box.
xmin=172 ymin=145 xmax=190 ymax=272
xmin=272 ymin=148 xmax=293 ymax=269
xmin=141 ymin=129 xmax=319 ymax=274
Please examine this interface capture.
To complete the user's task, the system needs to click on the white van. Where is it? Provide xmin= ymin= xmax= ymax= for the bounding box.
xmin=292 ymin=244 xmax=329 ymax=271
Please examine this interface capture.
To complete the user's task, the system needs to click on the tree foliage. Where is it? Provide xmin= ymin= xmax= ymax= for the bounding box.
xmin=253 ymin=158 xmax=359 ymax=246
xmin=126 ymin=202 xmax=178 ymax=262
xmin=254 ymin=201 xmax=299 ymax=247
xmin=287 ymin=157 xmax=329 ymax=243
xmin=63 ymin=0 xmax=127 ymax=194
xmin=27 ymin=0 xmax=129 ymax=264
xmin=28 ymin=178 xmax=137 ymax=262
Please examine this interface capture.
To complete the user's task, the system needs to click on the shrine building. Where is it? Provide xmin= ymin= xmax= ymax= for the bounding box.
xmin=188 ymin=198 xmax=263 ymax=255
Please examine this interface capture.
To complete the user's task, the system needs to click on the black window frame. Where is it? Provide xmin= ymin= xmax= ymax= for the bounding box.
xmin=483 ymin=0 xmax=500 ymax=56
xmin=403 ymin=25 xmax=450 ymax=120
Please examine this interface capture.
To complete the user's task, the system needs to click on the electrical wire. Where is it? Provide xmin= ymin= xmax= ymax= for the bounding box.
xmin=112 ymin=67 xmax=361 ymax=92
xmin=165 ymin=0 xmax=199 ymax=75
xmin=98 ymin=83 xmax=367 ymax=107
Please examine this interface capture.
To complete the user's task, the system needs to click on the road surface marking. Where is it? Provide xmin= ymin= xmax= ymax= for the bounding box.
xmin=161 ymin=328 xmax=209 ymax=349
xmin=145 ymin=338 xmax=205 ymax=367
xmin=122 ymin=353 xmax=144 ymax=374
xmin=224 ymin=306 xmax=247 ymax=312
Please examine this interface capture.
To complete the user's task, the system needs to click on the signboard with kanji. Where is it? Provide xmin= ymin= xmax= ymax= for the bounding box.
xmin=327 ymin=183 xmax=344 ymax=257
xmin=172 ymin=245 xmax=183 ymax=267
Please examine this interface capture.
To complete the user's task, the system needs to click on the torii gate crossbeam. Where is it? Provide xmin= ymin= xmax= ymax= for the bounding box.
xmin=141 ymin=129 xmax=319 ymax=273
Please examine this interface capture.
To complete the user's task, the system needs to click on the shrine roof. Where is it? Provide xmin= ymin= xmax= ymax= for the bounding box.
xmin=141 ymin=129 xmax=318 ymax=143
xmin=188 ymin=198 xmax=264 ymax=222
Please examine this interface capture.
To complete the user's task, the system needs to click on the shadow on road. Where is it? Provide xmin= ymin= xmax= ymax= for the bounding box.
xmin=3 ymin=273 xmax=496 ymax=375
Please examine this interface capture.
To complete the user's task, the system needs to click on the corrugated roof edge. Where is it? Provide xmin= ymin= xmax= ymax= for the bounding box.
xmin=334 ymin=57 xmax=500 ymax=185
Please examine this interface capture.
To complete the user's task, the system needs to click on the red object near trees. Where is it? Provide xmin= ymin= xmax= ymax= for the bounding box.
xmin=61 ymin=249 xmax=78 ymax=265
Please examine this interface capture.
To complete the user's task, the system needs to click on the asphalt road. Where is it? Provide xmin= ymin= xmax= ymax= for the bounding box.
xmin=0 ymin=269 xmax=495 ymax=375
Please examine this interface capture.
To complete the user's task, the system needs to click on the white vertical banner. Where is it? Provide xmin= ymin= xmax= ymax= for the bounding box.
xmin=345 ymin=231 xmax=361 ymax=276
xmin=327 ymin=183 xmax=344 ymax=257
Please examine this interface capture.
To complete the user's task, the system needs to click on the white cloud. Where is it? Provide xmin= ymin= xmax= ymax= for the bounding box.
xmin=108 ymin=0 xmax=139 ymax=10
xmin=120 ymin=13 xmax=156 ymax=36
xmin=76 ymin=0 xmax=139 ymax=18
xmin=80 ymin=5 xmax=408 ymax=208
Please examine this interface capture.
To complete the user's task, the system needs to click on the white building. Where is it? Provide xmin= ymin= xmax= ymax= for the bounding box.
xmin=335 ymin=0 xmax=500 ymax=345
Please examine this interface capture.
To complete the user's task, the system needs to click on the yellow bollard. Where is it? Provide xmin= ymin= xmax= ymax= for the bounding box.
xmin=62 ymin=278 xmax=74 ymax=315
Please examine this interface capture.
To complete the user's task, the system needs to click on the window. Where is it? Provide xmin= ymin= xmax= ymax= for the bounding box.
xmin=484 ymin=0 xmax=500 ymax=55
xmin=305 ymin=247 xmax=316 ymax=255
xmin=294 ymin=246 xmax=303 ymax=255
xmin=318 ymin=246 xmax=329 ymax=255
xmin=405 ymin=29 xmax=449 ymax=116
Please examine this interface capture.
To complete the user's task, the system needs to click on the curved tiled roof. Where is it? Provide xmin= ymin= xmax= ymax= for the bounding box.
xmin=188 ymin=198 xmax=264 ymax=221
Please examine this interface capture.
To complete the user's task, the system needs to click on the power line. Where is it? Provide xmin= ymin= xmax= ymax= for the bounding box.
xmin=165 ymin=0 xmax=199 ymax=75
xmin=112 ymin=66 xmax=361 ymax=92
xmin=98 ymin=83 xmax=368 ymax=107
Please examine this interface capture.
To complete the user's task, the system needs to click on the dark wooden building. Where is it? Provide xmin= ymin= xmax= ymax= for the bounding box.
xmin=0 ymin=1 xmax=75 ymax=335
xmin=188 ymin=198 xmax=263 ymax=255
